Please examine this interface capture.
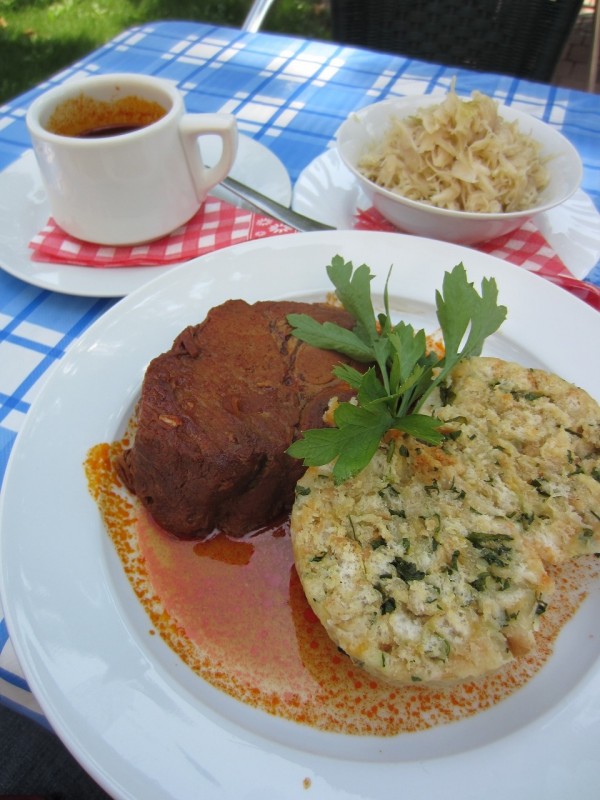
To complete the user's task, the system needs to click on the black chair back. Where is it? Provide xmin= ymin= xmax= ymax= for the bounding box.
xmin=330 ymin=0 xmax=584 ymax=82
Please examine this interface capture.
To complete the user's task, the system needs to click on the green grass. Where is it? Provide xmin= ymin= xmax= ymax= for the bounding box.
xmin=0 ymin=0 xmax=332 ymax=104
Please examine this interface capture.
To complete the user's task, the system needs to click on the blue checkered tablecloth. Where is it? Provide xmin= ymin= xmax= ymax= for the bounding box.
xmin=1 ymin=19 xmax=599 ymax=724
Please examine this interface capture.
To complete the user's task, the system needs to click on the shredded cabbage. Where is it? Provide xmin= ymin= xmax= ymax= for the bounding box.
xmin=358 ymin=88 xmax=549 ymax=213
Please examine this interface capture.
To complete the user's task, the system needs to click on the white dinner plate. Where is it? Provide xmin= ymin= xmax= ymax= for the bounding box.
xmin=292 ymin=148 xmax=600 ymax=280
xmin=0 ymin=135 xmax=292 ymax=298
xmin=1 ymin=231 xmax=599 ymax=800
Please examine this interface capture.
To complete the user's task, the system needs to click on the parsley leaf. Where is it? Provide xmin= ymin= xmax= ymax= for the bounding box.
xmin=286 ymin=257 xmax=507 ymax=483
xmin=291 ymin=402 xmax=393 ymax=484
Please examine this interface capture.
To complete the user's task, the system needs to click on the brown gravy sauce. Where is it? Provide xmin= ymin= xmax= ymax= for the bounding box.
xmin=86 ymin=439 xmax=599 ymax=737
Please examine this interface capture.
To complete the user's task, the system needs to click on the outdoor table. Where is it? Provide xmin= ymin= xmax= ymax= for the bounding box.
xmin=0 ymin=16 xmax=599 ymax=727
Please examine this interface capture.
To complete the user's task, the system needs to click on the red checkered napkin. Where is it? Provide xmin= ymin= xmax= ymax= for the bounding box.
xmin=29 ymin=197 xmax=295 ymax=267
xmin=355 ymin=208 xmax=600 ymax=311
xmin=28 ymin=199 xmax=600 ymax=310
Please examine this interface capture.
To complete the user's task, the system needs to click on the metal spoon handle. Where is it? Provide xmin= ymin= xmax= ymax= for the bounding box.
xmin=220 ymin=175 xmax=334 ymax=232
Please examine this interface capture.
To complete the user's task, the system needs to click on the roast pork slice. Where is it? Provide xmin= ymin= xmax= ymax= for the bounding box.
xmin=117 ymin=299 xmax=358 ymax=538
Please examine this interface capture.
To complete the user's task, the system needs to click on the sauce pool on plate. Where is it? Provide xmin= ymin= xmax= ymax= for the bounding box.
xmin=85 ymin=439 xmax=599 ymax=736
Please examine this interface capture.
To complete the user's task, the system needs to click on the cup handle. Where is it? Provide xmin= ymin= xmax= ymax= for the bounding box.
xmin=179 ymin=113 xmax=239 ymax=200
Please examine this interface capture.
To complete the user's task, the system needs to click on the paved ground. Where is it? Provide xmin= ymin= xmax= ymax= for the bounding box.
xmin=554 ymin=0 xmax=599 ymax=92
xmin=0 ymin=702 xmax=112 ymax=799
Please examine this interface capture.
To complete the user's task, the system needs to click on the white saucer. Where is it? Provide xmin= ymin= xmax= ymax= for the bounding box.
xmin=292 ymin=148 xmax=600 ymax=280
xmin=0 ymin=136 xmax=292 ymax=298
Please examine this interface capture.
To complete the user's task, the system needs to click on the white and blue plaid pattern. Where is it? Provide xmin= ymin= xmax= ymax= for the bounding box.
xmin=0 ymin=20 xmax=599 ymax=722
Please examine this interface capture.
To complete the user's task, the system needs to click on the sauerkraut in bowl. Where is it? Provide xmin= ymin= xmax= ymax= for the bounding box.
xmin=336 ymin=88 xmax=582 ymax=245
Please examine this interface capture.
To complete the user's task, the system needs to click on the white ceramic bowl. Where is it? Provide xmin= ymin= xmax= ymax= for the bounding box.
xmin=336 ymin=95 xmax=583 ymax=245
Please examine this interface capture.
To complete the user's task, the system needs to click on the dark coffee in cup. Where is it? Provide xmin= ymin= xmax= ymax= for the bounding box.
xmin=46 ymin=93 xmax=167 ymax=138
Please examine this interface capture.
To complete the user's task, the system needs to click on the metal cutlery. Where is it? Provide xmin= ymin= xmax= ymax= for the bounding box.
xmin=219 ymin=175 xmax=334 ymax=232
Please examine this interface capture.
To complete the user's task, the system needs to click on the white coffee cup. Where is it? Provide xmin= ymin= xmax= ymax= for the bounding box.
xmin=26 ymin=73 xmax=238 ymax=245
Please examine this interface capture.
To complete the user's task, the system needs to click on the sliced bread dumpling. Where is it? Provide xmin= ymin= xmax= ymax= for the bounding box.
xmin=291 ymin=357 xmax=600 ymax=686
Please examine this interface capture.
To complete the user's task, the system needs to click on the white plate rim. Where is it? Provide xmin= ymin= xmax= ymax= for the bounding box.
xmin=0 ymin=136 xmax=292 ymax=298
xmin=292 ymin=148 xmax=600 ymax=281
xmin=1 ymin=230 xmax=599 ymax=800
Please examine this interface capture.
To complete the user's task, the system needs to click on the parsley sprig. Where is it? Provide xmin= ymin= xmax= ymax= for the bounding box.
xmin=286 ymin=256 xmax=507 ymax=483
